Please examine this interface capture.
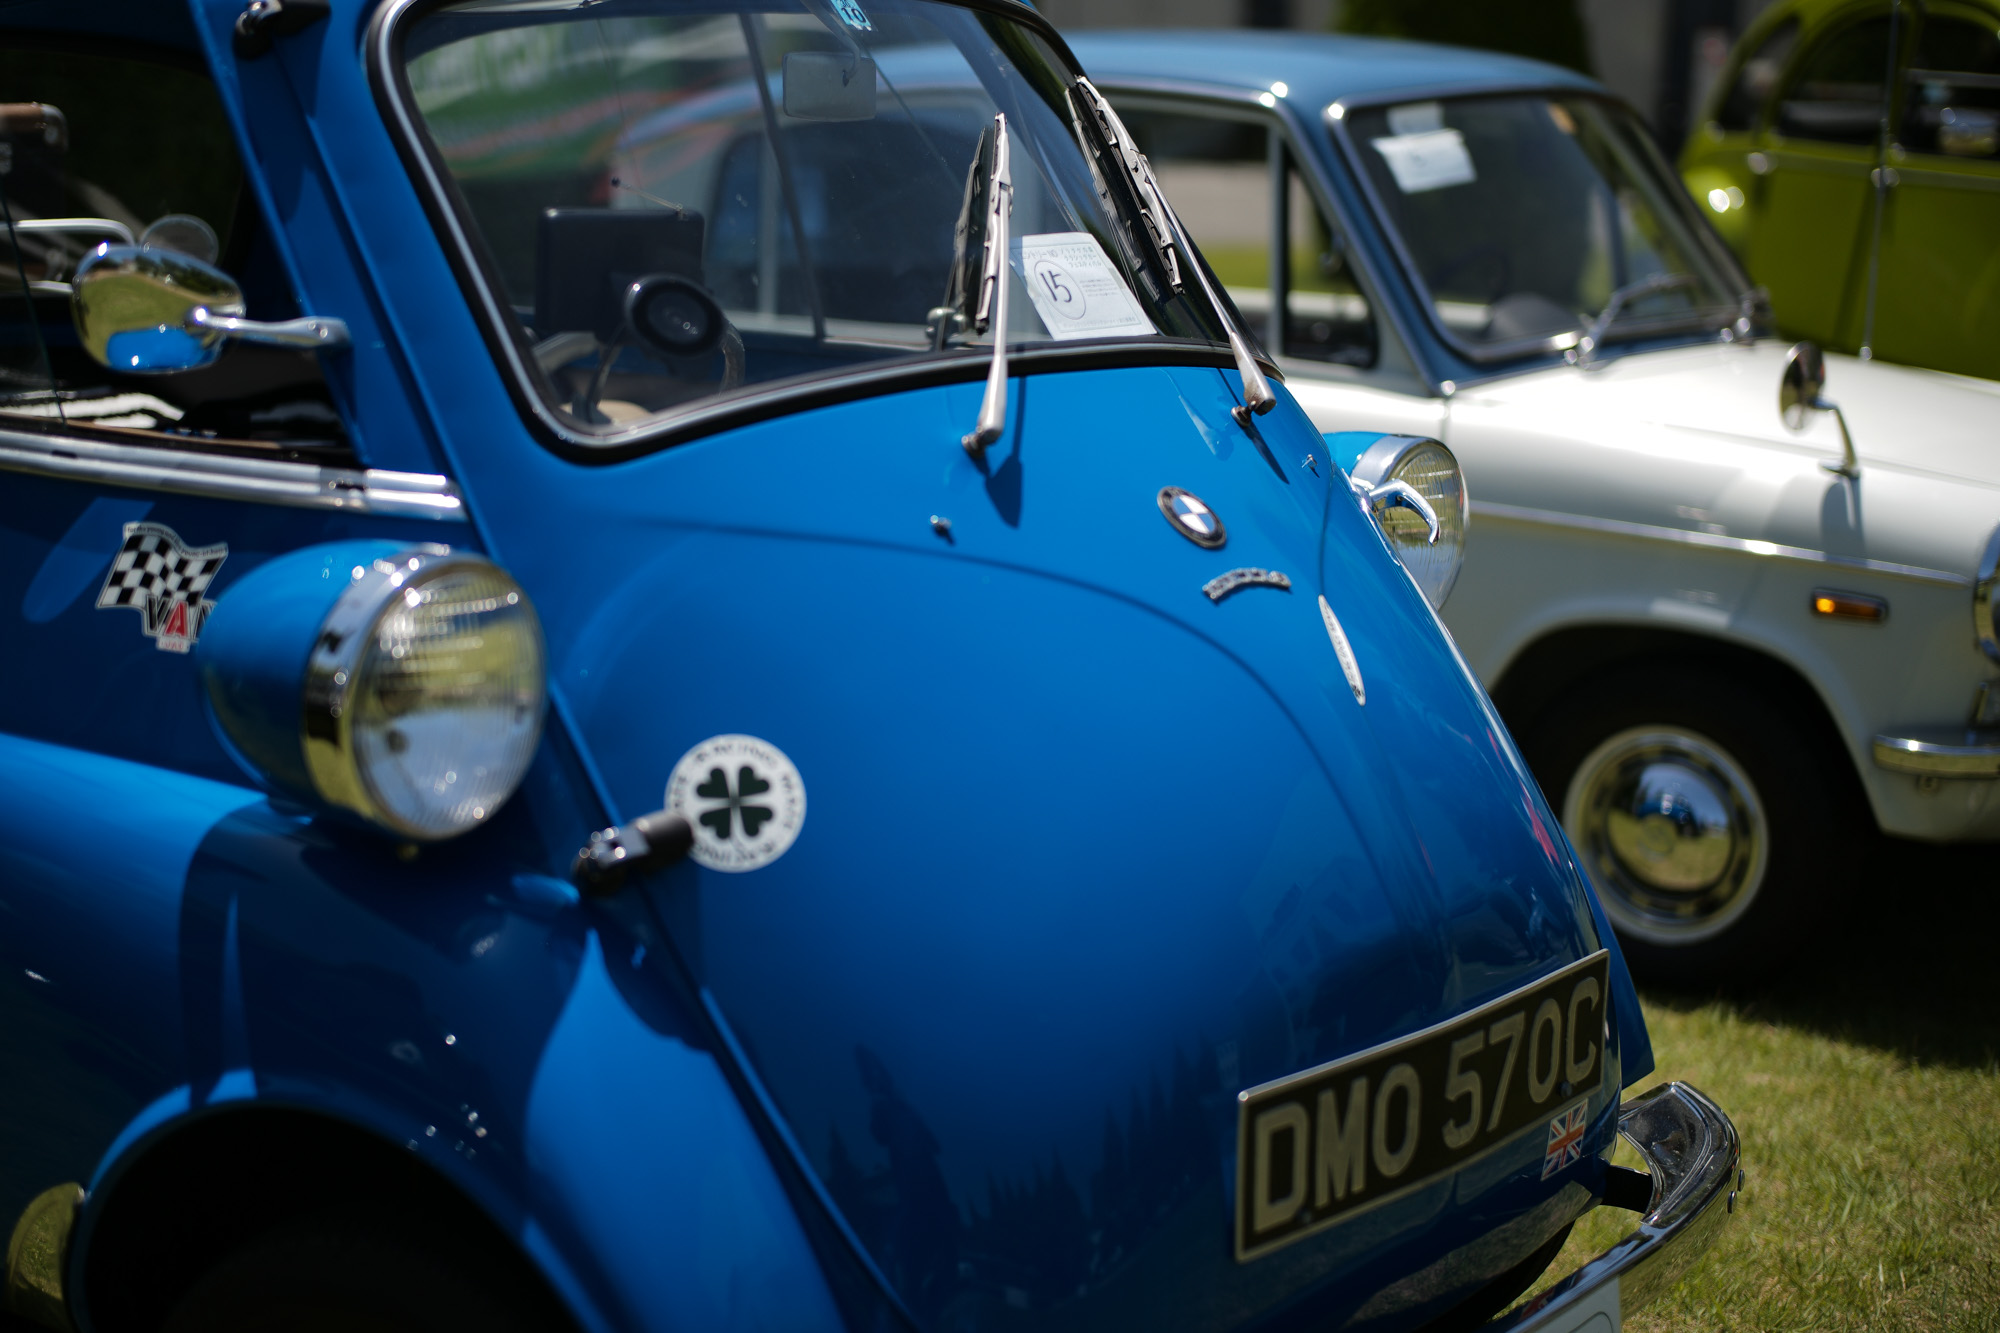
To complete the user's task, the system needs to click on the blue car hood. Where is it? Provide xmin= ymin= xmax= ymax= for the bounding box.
xmin=515 ymin=365 xmax=1645 ymax=1329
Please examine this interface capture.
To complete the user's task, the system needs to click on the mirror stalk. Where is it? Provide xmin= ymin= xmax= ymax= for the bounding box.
xmin=188 ymin=306 xmax=350 ymax=351
xmin=1819 ymin=404 xmax=1859 ymax=479
xmin=1779 ymin=341 xmax=1859 ymax=479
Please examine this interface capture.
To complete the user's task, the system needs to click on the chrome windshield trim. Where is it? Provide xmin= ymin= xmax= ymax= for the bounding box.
xmin=1472 ymin=500 xmax=1970 ymax=588
xmin=1322 ymin=85 xmax=1755 ymax=375
xmin=0 ymin=425 xmax=466 ymax=521
xmin=1486 ymin=1081 xmax=1739 ymax=1330
xmin=367 ymin=0 xmax=1239 ymax=462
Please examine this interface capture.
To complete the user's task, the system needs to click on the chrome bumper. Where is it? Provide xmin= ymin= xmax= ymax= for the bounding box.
xmin=1485 ymin=1082 xmax=1741 ymax=1333
xmin=1874 ymin=727 xmax=2000 ymax=778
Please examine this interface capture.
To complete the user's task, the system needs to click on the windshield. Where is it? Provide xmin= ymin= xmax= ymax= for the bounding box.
xmin=393 ymin=0 xmax=1225 ymax=440
xmin=1345 ymin=94 xmax=1744 ymax=363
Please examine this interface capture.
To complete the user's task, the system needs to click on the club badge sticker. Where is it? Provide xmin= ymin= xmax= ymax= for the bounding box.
xmin=665 ymin=734 xmax=807 ymax=873
xmin=95 ymin=522 xmax=229 ymax=652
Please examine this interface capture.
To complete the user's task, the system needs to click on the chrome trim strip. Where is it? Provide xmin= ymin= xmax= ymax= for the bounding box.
xmin=1486 ymin=1082 xmax=1740 ymax=1331
xmin=0 ymin=426 xmax=465 ymax=521
xmin=1472 ymin=500 xmax=1970 ymax=588
xmin=1872 ymin=728 xmax=2000 ymax=779
xmin=1329 ymin=78 xmax=1608 ymax=118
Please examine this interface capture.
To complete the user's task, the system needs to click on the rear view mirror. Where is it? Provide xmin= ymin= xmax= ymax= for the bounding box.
xmin=1779 ymin=341 xmax=1858 ymax=478
xmin=71 ymin=243 xmax=348 ymax=373
xmin=71 ymin=244 xmax=241 ymax=372
xmin=1778 ymin=340 xmax=1825 ymax=431
xmin=783 ymin=51 xmax=876 ymax=121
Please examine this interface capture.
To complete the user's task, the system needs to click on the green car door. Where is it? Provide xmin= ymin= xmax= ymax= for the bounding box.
xmin=1869 ymin=6 xmax=2000 ymax=376
xmin=1681 ymin=0 xmax=2000 ymax=383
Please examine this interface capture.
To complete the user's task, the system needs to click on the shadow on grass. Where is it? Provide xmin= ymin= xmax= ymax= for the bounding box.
xmin=1638 ymin=836 xmax=2000 ymax=1070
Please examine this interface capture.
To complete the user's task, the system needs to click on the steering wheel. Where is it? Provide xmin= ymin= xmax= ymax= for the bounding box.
xmin=624 ymin=274 xmax=744 ymax=391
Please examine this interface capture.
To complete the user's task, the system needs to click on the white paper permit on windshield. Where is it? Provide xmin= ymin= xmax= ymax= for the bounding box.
xmin=1011 ymin=232 xmax=1156 ymax=339
xmin=1370 ymin=128 xmax=1476 ymax=194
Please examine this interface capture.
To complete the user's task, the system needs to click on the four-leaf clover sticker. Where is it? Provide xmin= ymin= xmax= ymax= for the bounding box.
xmin=694 ymin=765 xmax=774 ymax=840
xmin=666 ymin=735 xmax=807 ymax=872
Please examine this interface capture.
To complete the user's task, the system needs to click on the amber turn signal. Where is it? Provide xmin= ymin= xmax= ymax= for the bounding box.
xmin=1810 ymin=589 xmax=1887 ymax=622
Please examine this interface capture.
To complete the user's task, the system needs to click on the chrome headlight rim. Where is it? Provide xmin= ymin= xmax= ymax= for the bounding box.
xmin=1349 ymin=434 xmax=1469 ymax=610
xmin=302 ymin=545 xmax=547 ymax=841
xmin=1975 ymin=523 xmax=2000 ymax=665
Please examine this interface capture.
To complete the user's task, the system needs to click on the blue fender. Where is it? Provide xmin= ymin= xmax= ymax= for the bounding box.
xmin=0 ymin=731 xmax=837 ymax=1333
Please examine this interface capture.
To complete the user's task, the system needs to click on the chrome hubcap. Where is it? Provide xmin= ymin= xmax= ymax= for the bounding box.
xmin=1562 ymin=727 xmax=1768 ymax=946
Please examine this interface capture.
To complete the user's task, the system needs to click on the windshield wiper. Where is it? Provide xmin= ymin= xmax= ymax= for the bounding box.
xmin=1157 ymin=175 xmax=1277 ymax=425
xmin=1070 ymin=77 xmax=1181 ymax=292
xmin=960 ymin=112 xmax=1013 ymax=459
xmin=1571 ymin=272 xmax=1697 ymax=368
xmin=1070 ymin=78 xmax=1274 ymax=426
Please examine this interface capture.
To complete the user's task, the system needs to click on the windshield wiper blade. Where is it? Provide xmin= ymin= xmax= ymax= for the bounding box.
xmin=1070 ymin=77 xmax=1181 ymax=292
xmin=1572 ymin=272 xmax=1697 ymax=368
xmin=1070 ymin=78 xmax=1274 ymax=425
xmin=961 ymin=112 xmax=1013 ymax=459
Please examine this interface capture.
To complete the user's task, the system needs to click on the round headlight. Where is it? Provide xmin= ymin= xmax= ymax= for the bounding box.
xmin=1350 ymin=435 xmax=1469 ymax=610
xmin=303 ymin=548 xmax=546 ymax=840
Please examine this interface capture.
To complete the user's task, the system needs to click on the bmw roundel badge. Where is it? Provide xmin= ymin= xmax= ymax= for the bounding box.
xmin=1158 ymin=486 xmax=1226 ymax=549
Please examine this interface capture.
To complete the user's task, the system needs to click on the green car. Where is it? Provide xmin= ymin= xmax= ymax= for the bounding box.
xmin=1680 ymin=0 xmax=2000 ymax=382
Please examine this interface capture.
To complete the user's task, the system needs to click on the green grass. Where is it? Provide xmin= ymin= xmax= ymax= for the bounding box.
xmin=1522 ymin=839 xmax=2000 ymax=1331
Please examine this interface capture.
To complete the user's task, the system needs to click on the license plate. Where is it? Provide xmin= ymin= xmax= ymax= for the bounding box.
xmin=1234 ymin=950 xmax=1611 ymax=1262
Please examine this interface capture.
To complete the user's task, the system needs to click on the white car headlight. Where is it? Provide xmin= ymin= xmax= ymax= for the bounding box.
xmin=1349 ymin=435 xmax=1469 ymax=610
xmin=303 ymin=548 xmax=547 ymax=840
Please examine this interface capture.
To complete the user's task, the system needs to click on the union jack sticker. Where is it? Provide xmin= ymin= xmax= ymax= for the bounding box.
xmin=95 ymin=522 xmax=228 ymax=653
xmin=1541 ymin=1098 xmax=1590 ymax=1180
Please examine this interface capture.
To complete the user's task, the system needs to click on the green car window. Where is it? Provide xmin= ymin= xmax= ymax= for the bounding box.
xmin=1902 ymin=15 xmax=2000 ymax=159
xmin=1777 ymin=16 xmax=1892 ymax=145
xmin=1716 ymin=17 xmax=1798 ymax=132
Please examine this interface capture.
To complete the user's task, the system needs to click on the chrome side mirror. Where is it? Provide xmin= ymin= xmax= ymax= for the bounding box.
xmin=1779 ymin=341 xmax=1857 ymax=478
xmin=71 ymin=243 xmax=349 ymax=374
xmin=1777 ymin=341 xmax=1824 ymax=428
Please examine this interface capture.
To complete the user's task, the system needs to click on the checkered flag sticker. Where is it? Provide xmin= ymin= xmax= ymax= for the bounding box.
xmin=95 ymin=522 xmax=229 ymax=653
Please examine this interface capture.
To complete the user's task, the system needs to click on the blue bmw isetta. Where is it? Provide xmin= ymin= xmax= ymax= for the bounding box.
xmin=0 ymin=1 xmax=1735 ymax=1330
